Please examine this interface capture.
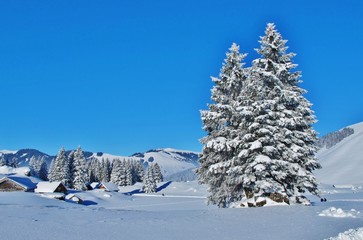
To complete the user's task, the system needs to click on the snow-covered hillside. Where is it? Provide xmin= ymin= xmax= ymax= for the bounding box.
xmin=92 ymin=148 xmax=199 ymax=180
xmin=316 ymin=122 xmax=363 ymax=185
xmin=0 ymin=148 xmax=200 ymax=181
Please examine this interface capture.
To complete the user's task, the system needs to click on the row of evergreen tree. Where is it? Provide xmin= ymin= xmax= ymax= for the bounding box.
xmin=0 ymin=155 xmax=19 ymax=168
xmin=198 ymin=23 xmax=321 ymax=207
xmin=28 ymin=147 xmax=163 ymax=192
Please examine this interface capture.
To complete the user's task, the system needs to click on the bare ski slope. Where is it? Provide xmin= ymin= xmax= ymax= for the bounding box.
xmin=316 ymin=122 xmax=363 ymax=185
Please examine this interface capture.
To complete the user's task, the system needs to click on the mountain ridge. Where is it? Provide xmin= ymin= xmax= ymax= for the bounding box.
xmin=316 ymin=121 xmax=363 ymax=185
xmin=0 ymin=148 xmax=200 ymax=181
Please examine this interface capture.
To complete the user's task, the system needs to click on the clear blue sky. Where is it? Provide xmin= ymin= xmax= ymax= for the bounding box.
xmin=0 ymin=1 xmax=362 ymax=155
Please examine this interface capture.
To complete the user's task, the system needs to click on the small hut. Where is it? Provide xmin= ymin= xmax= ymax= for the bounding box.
xmin=0 ymin=176 xmax=37 ymax=192
xmin=65 ymin=194 xmax=84 ymax=204
xmin=35 ymin=181 xmax=68 ymax=200
xmin=88 ymin=182 xmax=101 ymax=190
xmin=99 ymin=182 xmax=119 ymax=192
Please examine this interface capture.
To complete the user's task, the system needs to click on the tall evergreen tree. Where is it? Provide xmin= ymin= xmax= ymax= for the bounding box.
xmin=88 ymin=158 xmax=101 ymax=182
xmin=38 ymin=156 xmax=48 ymax=181
xmin=152 ymin=163 xmax=163 ymax=183
xmin=135 ymin=161 xmax=144 ymax=182
xmin=100 ymin=158 xmax=111 ymax=182
xmin=143 ymin=166 xmax=156 ymax=193
xmin=110 ymin=159 xmax=123 ymax=186
xmin=228 ymin=23 xmax=320 ymax=203
xmin=10 ymin=157 xmax=18 ymax=168
xmin=67 ymin=151 xmax=75 ymax=188
xmin=29 ymin=156 xmax=47 ymax=180
xmin=29 ymin=156 xmax=38 ymax=176
xmin=198 ymin=24 xmax=321 ymax=207
xmin=48 ymin=147 xmax=71 ymax=187
xmin=125 ymin=161 xmax=133 ymax=186
xmin=72 ymin=146 xmax=89 ymax=191
xmin=197 ymin=43 xmax=248 ymax=207
xmin=0 ymin=155 xmax=6 ymax=166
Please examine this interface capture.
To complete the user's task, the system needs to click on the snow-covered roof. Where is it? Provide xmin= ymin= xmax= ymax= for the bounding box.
xmin=35 ymin=181 xmax=67 ymax=193
xmin=100 ymin=182 xmax=119 ymax=192
xmin=65 ymin=194 xmax=83 ymax=203
xmin=90 ymin=182 xmax=101 ymax=189
xmin=0 ymin=176 xmax=37 ymax=191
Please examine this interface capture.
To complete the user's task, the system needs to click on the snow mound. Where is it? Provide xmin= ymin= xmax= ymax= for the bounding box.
xmin=319 ymin=207 xmax=360 ymax=218
xmin=326 ymin=227 xmax=363 ymax=240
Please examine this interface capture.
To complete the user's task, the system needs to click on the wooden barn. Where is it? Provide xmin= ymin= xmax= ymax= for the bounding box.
xmin=99 ymin=182 xmax=119 ymax=192
xmin=35 ymin=181 xmax=68 ymax=200
xmin=65 ymin=194 xmax=84 ymax=204
xmin=0 ymin=176 xmax=37 ymax=192
xmin=35 ymin=181 xmax=67 ymax=194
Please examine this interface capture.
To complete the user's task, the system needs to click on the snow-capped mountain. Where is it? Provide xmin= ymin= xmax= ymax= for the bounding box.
xmin=0 ymin=149 xmax=53 ymax=167
xmin=92 ymin=148 xmax=200 ymax=180
xmin=0 ymin=148 xmax=200 ymax=181
xmin=316 ymin=122 xmax=363 ymax=185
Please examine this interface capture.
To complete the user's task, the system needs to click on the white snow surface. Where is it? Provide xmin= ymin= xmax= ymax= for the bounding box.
xmin=316 ymin=122 xmax=363 ymax=185
xmin=1 ymin=181 xmax=363 ymax=240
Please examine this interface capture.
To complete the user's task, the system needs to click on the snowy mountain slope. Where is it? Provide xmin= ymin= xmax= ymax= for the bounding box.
xmin=0 ymin=148 xmax=200 ymax=180
xmin=316 ymin=122 xmax=363 ymax=185
xmin=0 ymin=149 xmax=53 ymax=167
xmin=92 ymin=148 xmax=200 ymax=179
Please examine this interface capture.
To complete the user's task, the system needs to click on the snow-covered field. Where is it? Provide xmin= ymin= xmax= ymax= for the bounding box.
xmin=1 ymin=181 xmax=363 ymax=240
xmin=3 ymin=122 xmax=363 ymax=240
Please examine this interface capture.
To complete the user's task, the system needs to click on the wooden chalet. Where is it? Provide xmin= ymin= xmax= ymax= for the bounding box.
xmin=65 ymin=194 xmax=84 ymax=204
xmin=35 ymin=181 xmax=67 ymax=194
xmin=99 ymin=182 xmax=119 ymax=192
xmin=0 ymin=176 xmax=37 ymax=192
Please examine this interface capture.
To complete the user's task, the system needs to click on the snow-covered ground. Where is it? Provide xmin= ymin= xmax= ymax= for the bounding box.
xmin=3 ymin=122 xmax=363 ymax=240
xmin=1 ymin=181 xmax=363 ymax=240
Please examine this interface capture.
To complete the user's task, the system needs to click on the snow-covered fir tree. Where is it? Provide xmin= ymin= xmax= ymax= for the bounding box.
xmin=29 ymin=156 xmax=48 ymax=180
xmin=198 ymin=24 xmax=321 ymax=207
xmin=197 ymin=43 xmax=249 ymax=207
xmin=29 ymin=156 xmax=37 ymax=176
xmin=38 ymin=156 xmax=48 ymax=181
xmin=100 ymin=158 xmax=111 ymax=182
xmin=0 ymin=155 xmax=6 ymax=166
xmin=10 ymin=157 xmax=18 ymax=168
xmin=72 ymin=146 xmax=89 ymax=191
xmin=110 ymin=159 xmax=123 ymax=186
xmin=152 ymin=163 xmax=163 ymax=183
xmin=135 ymin=161 xmax=144 ymax=182
xmin=67 ymin=151 xmax=75 ymax=188
xmin=48 ymin=147 xmax=71 ymax=187
xmin=229 ymin=23 xmax=321 ymax=204
xmin=88 ymin=158 xmax=101 ymax=183
xmin=126 ymin=160 xmax=133 ymax=186
xmin=143 ymin=166 xmax=157 ymax=193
